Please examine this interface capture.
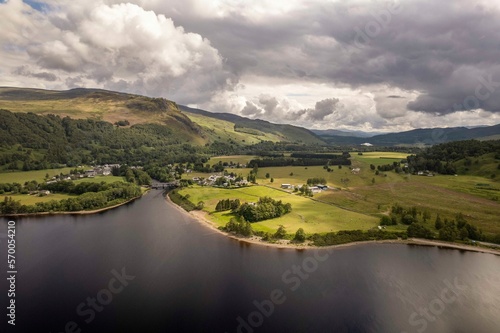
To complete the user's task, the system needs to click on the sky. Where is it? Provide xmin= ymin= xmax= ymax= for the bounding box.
xmin=1 ymin=0 xmax=500 ymax=132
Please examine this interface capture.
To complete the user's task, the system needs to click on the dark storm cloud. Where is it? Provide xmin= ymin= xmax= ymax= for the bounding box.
xmin=13 ymin=65 xmax=58 ymax=81
xmin=306 ymin=98 xmax=340 ymax=121
xmin=154 ymin=0 xmax=500 ymax=114
xmin=241 ymin=101 xmax=261 ymax=116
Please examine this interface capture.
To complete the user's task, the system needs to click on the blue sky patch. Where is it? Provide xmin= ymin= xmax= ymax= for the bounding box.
xmin=23 ymin=0 xmax=47 ymax=11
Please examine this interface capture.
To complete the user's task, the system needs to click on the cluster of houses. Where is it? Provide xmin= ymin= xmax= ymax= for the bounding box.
xmin=192 ymin=174 xmax=249 ymax=187
xmin=45 ymin=164 xmax=123 ymax=185
xmin=281 ymin=184 xmax=329 ymax=194
xmin=417 ymin=171 xmax=435 ymax=177
xmin=84 ymin=164 xmax=121 ymax=177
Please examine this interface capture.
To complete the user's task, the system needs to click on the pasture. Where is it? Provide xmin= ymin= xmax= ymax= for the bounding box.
xmin=177 ymin=185 xmax=378 ymax=234
xmin=181 ymin=153 xmax=500 ymax=237
xmin=0 ymin=168 xmax=77 ymax=183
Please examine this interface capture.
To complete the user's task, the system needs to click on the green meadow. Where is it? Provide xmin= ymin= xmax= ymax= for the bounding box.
xmin=177 ymin=185 xmax=378 ymax=234
xmin=181 ymin=152 xmax=500 ymax=237
xmin=0 ymin=193 xmax=75 ymax=205
xmin=0 ymin=168 xmax=78 ymax=183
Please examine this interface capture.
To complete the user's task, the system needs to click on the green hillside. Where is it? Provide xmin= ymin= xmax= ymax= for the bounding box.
xmin=0 ymin=87 xmax=205 ymax=145
xmin=0 ymin=87 xmax=325 ymax=146
xmin=180 ymin=105 xmax=325 ymax=145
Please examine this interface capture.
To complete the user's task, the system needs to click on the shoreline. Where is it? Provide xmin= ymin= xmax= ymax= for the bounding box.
xmin=165 ymin=192 xmax=500 ymax=256
xmin=0 ymin=190 xmax=149 ymax=218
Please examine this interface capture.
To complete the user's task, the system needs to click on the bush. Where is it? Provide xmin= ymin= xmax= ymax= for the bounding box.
xmin=380 ymin=215 xmax=392 ymax=226
xmin=294 ymin=228 xmax=306 ymax=242
xmin=274 ymin=225 xmax=287 ymax=239
xmin=407 ymin=223 xmax=433 ymax=239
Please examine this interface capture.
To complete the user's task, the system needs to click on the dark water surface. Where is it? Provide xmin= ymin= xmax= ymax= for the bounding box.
xmin=1 ymin=190 xmax=499 ymax=333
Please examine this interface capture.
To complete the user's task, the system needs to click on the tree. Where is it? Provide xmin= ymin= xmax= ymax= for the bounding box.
xmin=380 ymin=215 xmax=392 ymax=226
xmin=401 ymin=214 xmax=415 ymax=225
xmin=439 ymin=221 xmax=459 ymax=241
xmin=407 ymin=223 xmax=433 ymax=239
xmin=265 ymin=173 xmax=270 ymax=179
xmin=294 ymin=228 xmax=306 ymax=242
xmin=435 ymin=214 xmax=443 ymax=230
xmin=274 ymin=225 xmax=287 ymax=239
xmin=196 ymin=201 xmax=205 ymax=210
xmin=270 ymin=177 xmax=274 ymax=183
xmin=422 ymin=210 xmax=431 ymax=222
xmin=460 ymin=227 xmax=469 ymax=241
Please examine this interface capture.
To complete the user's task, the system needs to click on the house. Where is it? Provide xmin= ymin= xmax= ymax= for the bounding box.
xmin=309 ymin=186 xmax=322 ymax=194
xmin=351 ymin=168 xmax=361 ymax=174
xmin=317 ymin=185 xmax=328 ymax=190
xmin=281 ymin=184 xmax=292 ymax=189
xmin=85 ymin=170 xmax=96 ymax=177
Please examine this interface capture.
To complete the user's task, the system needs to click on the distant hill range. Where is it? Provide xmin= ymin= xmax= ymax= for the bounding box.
xmin=179 ymin=105 xmax=324 ymax=145
xmin=313 ymin=125 xmax=500 ymax=146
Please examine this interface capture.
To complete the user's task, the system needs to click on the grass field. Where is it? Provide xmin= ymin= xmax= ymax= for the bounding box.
xmin=0 ymin=193 xmax=75 ymax=205
xmin=354 ymin=151 xmax=410 ymax=166
xmin=180 ymin=153 xmax=500 ymax=238
xmin=177 ymin=185 xmax=378 ymax=234
xmin=73 ymin=176 xmax=125 ymax=184
xmin=209 ymin=155 xmax=257 ymax=165
xmin=184 ymin=112 xmax=280 ymax=145
xmin=0 ymin=168 xmax=78 ymax=183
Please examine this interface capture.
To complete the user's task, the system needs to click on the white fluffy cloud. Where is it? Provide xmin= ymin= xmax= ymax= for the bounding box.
xmin=0 ymin=0 xmax=234 ymax=103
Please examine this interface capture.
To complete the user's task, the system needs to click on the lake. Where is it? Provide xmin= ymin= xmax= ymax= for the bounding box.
xmin=1 ymin=190 xmax=499 ymax=333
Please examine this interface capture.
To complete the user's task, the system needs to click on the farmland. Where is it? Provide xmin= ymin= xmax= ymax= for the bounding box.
xmin=0 ymin=167 xmax=79 ymax=183
xmin=181 ymin=152 xmax=500 ymax=238
xmin=176 ymin=185 xmax=378 ymax=234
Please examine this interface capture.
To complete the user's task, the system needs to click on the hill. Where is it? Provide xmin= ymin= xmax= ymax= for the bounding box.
xmin=0 ymin=86 xmax=205 ymax=144
xmin=0 ymin=87 xmax=325 ymax=146
xmin=179 ymin=105 xmax=325 ymax=145
xmin=317 ymin=125 xmax=500 ymax=146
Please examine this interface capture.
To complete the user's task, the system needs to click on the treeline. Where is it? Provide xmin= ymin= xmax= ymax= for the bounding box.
xmin=380 ymin=203 xmax=488 ymax=243
xmin=311 ymin=229 xmax=401 ymax=246
xmin=168 ymin=190 xmax=204 ymax=212
xmin=235 ymin=197 xmax=292 ymax=222
xmin=247 ymin=156 xmax=351 ymax=168
xmin=215 ymin=199 xmax=241 ymax=212
xmin=291 ymin=152 xmax=351 ymax=161
xmin=111 ymin=166 xmax=151 ymax=185
xmin=407 ymin=140 xmax=500 ymax=175
xmin=0 ymin=182 xmax=141 ymax=215
xmin=307 ymin=177 xmax=326 ymax=185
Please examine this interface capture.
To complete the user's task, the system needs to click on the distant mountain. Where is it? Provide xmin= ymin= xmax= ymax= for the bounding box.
xmin=179 ymin=105 xmax=325 ymax=145
xmin=317 ymin=125 xmax=500 ymax=146
xmin=311 ymin=129 xmax=382 ymax=138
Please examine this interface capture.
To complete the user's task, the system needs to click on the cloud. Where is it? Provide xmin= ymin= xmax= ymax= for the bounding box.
xmin=241 ymin=101 xmax=261 ymax=116
xmin=13 ymin=65 xmax=58 ymax=81
xmin=1 ymin=0 xmax=500 ymax=131
xmin=1 ymin=1 xmax=235 ymax=104
xmin=307 ymin=98 xmax=339 ymax=121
